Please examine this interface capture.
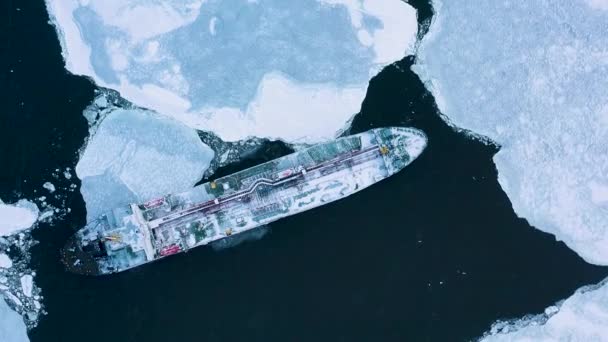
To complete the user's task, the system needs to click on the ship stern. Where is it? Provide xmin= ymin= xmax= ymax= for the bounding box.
xmin=62 ymin=206 xmax=151 ymax=275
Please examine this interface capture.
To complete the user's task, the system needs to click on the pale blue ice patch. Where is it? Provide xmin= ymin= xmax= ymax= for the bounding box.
xmin=76 ymin=108 xmax=215 ymax=221
xmin=170 ymin=0 xmax=373 ymax=109
xmin=79 ymin=172 xmax=138 ymax=220
xmin=0 ymin=298 xmax=28 ymax=342
xmin=70 ymin=0 xmax=378 ymax=110
xmin=72 ymin=7 xmax=121 ymax=85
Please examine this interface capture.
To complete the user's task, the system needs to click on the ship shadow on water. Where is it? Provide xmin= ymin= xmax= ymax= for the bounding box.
xmin=210 ymin=225 xmax=271 ymax=251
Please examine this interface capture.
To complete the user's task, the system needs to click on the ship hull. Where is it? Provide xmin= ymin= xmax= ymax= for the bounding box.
xmin=62 ymin=127 xmax=427 ymax=275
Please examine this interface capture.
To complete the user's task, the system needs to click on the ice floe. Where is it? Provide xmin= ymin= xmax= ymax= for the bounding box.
xmin=0 ymin=200 xmax=39 ymax=237
xmin=46 ymin=0 xmax=417 ymax=142
xmin=481 ymin=281 xmax=608 ymax=341
xmin=415 ymin=0 xmax=608 ymax=265
xmin=414 ymin=0 xmax=608 ymax=339
xmin=41 ymin=182 xmax=55 ymax=193
xmin=19 ymin=276 xmax=33 ymax=298
xmin=76 ymin=107 xmax=214 ymax=220
xmin=32 ymin=173 xmax=79 ymax=225
xmin=0 ymin=254 xmax=12 ymax=269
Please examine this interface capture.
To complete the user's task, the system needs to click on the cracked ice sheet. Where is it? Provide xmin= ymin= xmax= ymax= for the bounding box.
xmin=76 ymin=108 xmax=214 ymax=220
xmin=45 ymin=0 xmax=417 ymax=142
xmin=414 ymin=0 xmax=608 ymax=265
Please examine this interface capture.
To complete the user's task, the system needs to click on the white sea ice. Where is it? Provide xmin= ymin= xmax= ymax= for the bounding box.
xmin=19 ymin=276 xmax=33 ymax=298
xmin=42 ymin=182 xmax=55 ymax=193
xmin=0 ymin=298 xmax=28 ymax=342
xmin=45 ymin=0 xmax=417 ymax=142
xmin=0 ymin=200 xmax=39 ymax=237
xmin=0 ymin=255 xmax=12 ymax=269
xmin=76 ymin=108 xmax=214 ymax=220
xmin=195 ymin=73 xmax=367 ymax=142
xmin=482 ymin=282 xmax=608 ymax=341
xmin=415 ymin=0 xmax=608 ymax=265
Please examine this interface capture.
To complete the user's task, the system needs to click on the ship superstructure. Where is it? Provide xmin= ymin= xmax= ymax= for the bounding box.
xmin=62 ymin=127 xmax=427 ymax=275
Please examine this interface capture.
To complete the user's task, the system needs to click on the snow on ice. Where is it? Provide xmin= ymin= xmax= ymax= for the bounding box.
xmin=76 ymin=108 xmax=215 ymax=220
xmin=45 ymin=0 xmax=417 ymax=142
xmin=415 ymin=0 xmax=608 ymax=265
xmin=414 ymin=0 xmax=608 ymax=339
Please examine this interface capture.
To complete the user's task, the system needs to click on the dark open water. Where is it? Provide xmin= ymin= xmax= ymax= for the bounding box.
xmin=2 ymin=1 xmax=607 ymax=341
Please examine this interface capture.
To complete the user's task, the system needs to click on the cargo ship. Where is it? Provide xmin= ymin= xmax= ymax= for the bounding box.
xmin=62 ymin=127 xmax=427 ymax=275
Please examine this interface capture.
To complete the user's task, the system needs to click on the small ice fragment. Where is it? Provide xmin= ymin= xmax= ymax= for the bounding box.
xmin=42 ymin=182 xmax=56 ymax=193
xmin=94 ymin=96 xmax=108 ymax=108
xmin=38 ymin=210 xmax=55 ymax=221
xmin=219 ymin=151 xmax=229 ymax=163
xmin=544 ymin=305 xmax=559 ymax=316
xmin=0 ymin=254 xmax=12 ymax=268
xmin=20 ymin=274 xmax=33 ymax=298
xmin=209 ymin=17 xmax=218 ymax=35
